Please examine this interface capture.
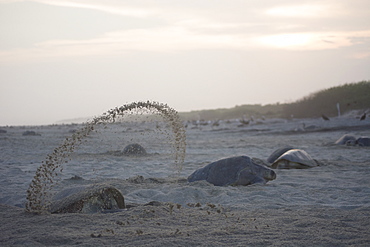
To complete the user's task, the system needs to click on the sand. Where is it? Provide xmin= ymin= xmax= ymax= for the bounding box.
xmin=1 ymin=203 xmax=369 ymax=246
xmin=1 ymin=112 xmax=370 ymax=246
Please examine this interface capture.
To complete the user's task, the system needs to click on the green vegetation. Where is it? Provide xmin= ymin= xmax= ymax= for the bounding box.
xmin=179 ymin=80 xmax=370 ymax=120
xmin=180 ymin=103 xmax=285 ymax=121
xmin=282 ymin=80 xmax=370 ymax=118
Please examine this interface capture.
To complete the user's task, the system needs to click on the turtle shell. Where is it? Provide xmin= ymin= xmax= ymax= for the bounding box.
xmin=335 ymin=134 xmax=356 ymax=145
xmin=267 ymin=146 xmax=295 ymax=163
xmin=122 ymin=143 xmax=147 ymax=155
xmin=356 ymin=137 xmax=370 ymax=146
xmin=188 ymin=156 xmax=276 ymax=186
xmin=271 ymin=149 xmax=318 ymax=169
xmin=51 ymin=184 xmax=125 ymax=213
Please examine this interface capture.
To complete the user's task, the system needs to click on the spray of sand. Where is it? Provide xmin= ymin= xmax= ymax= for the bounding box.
xmin=26 ymin=101 xmax=186 ymax=213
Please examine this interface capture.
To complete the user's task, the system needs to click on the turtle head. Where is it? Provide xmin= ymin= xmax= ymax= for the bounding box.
xmin=233 ymin=165 xmax=276 ymax=186
xmin=265 ymin=169 xmax=276 ymax=180
xmin=253 ymin=162 xmax=276 ymax=181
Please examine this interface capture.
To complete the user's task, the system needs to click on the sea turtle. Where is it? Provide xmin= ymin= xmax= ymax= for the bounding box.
xmin=356 ymin=137 xmax=370 ymax=146
xmin=22 ymin=130 xmax=40 ymax=136
xmin=51 ymin=184 xmax=125 ymax=213
xmin=271 ymin=149 xmax=319 ymax=169
xmin=335 ymin=134 xmax=357 ymax=145
xmin=122 ymin=143 xmax=147 ymax=155
xmin=267 ymin=146 xmax=295 ymax=163
xmin=187 ymin=156 xmax=276 ymax=186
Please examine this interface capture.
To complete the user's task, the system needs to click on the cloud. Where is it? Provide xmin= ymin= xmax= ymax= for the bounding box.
xmin=265 ymin=4 xmax=342 ymax=18
xmin=351 ymin=51 xmax=370 ymax=59
xmin=0 ymin=26 xmax=251 ymax=63
xmin=1 ymin=0 xmax=369 ymax=63
xmin=29 ymin=0 xmax=156 ymax=18
xmin=0 ymin=0 xmax=21 ymax=3
xmin=2 ymin=27 xmax=370 ymax=64
xmin=256 ymin=30 xmax=370 ymax=50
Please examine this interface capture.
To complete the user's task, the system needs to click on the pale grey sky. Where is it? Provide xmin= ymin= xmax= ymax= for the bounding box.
xmin=1 ymin=0 xmax=369 ymax=125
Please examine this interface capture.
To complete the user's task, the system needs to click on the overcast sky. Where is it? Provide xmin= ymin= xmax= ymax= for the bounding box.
xmin=1 ymin=0 xmax=369 ymax=125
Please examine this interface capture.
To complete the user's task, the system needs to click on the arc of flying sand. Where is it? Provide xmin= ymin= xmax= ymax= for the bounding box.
xmin=26 ymin=101 xmax=186 ymax=213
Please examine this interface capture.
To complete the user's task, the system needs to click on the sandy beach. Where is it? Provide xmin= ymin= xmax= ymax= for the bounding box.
xmin=1 ymin=112 xmax=370 ymax=246
xmin=1 ymin=203 xmax=369 ymax=246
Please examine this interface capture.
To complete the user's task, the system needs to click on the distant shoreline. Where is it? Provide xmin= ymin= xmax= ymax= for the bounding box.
xmin=2 ymin=81 xmax=369 ymax=127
